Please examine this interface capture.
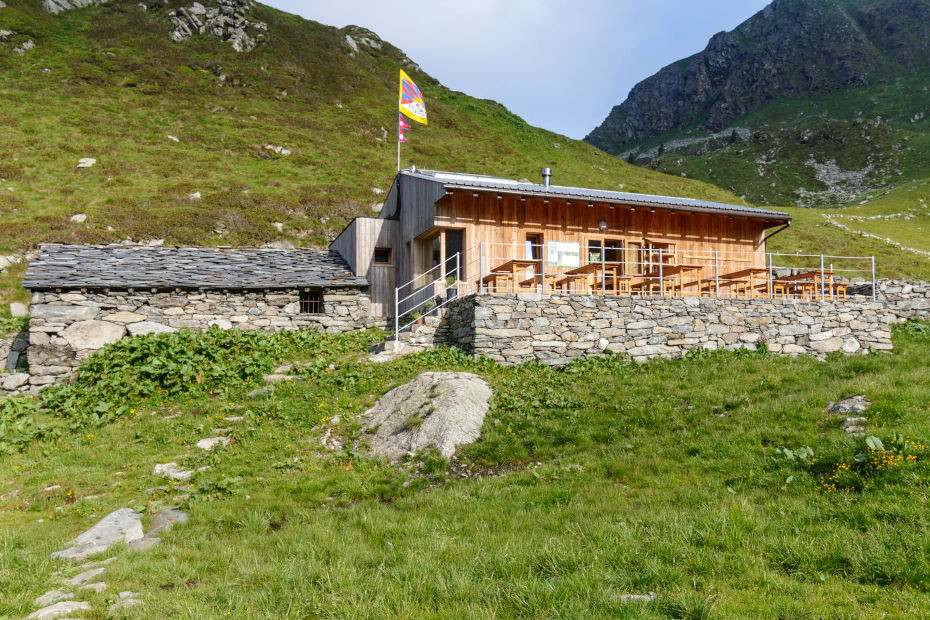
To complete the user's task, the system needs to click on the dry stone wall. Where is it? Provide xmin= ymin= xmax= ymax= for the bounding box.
xmin=23 ymin=288 xmax=374 ymax=390
xmin=433 ymin=289 xmax=930 ymax=366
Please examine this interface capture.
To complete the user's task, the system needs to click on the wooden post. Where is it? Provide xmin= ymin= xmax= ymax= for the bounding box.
xmin=714 ymin=250 xmax=720 ymax=298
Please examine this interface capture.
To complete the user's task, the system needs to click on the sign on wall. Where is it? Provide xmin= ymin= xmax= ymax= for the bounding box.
xmin=546 ymin=241 xmax=581 ymax=269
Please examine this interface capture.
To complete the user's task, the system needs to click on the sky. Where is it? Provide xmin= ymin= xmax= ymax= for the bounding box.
xmin=266 ymin=1 xmax=773 ymax=140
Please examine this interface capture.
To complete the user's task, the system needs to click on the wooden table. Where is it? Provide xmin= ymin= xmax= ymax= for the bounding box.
xmin=483 ymin=259 xmax=541 ymax=292
xmin=774 ymin=270 xmax=835 ymax=300
xmin=519 ymin=273 xmax=560 ymax=292
xmin=560 ymin=262 xmax=622 ymax=295
xmin=633 ymin=264 xmax=706 ymax=296
xmin=715 ymin=267 xmax=772 ymax=299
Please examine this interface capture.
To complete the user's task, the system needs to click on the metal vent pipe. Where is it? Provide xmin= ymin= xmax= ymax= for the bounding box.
xmin=541 ymin=167 xmax=552 ymax=188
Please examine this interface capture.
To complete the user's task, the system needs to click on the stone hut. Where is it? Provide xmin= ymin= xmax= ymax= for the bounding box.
xmin=21 ymin=244 xmax=376 ymax=389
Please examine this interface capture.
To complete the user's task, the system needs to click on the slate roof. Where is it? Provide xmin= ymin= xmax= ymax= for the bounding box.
xmin=404 ymin=169 xmax=791 ymax=221
xmin=23 ymin=244 xmax=368 ymax=291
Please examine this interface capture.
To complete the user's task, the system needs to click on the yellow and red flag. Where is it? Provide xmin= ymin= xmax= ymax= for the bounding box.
xmin=399 ymin=69 xmax=428 ymax=125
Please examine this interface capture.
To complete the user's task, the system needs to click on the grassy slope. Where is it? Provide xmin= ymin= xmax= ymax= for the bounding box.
xmin=0 ymin=1 xmax=738 ymax=304
xmin=3 ymin=326 xmax=930 ymax=617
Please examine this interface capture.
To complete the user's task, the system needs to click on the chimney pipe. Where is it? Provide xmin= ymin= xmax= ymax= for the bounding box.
xmin=541 ymin=167 xmax=552 ymax=189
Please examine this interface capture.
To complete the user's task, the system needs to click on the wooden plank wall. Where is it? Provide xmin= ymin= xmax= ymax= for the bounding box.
xmin=329 ymin=217 xmax=397 ymax=318
xmin=433 ymin=192 xmax=773 ymax=281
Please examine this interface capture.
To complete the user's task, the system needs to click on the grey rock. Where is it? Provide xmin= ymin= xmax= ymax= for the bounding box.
xmin=195 ymin=436 xmax=230 ymax=451
xmin=27 ymin=601 xmax=91 ymax=620
xmin=127 ymin=321 xmax=177 ymax=337
xmin=362 ymin=372 xmax=492 ymax=460
xmin=828 ymin=395 xmax=871 ymax=415
xmin=64 ymin=565 xmax=105 ymax=586
xmin=0 ymin=2 xmax=6 ymax=8
xmin=109 ymin=598 xmax=143 ymax=613
xmin=9 ymin=301 xmax=27 ymax=317
xmin=147 ymin=509 xmax=189 ymax=537
xmin=60 ymin=320 xmax=125 ymax=350
xmin=2 ymin=372 xmax=30 ymax=390
xmin=51 ymin=508 xmax=143 ymax=561
xmin=127 ymin=537 xmax=160 ymax=551
xmin=618 ymin=593 xmax=657 ymax=603
xmin=31 ymin=304 xmax=98 ymax=322
xmin=69 ymin=213 xmax=87 ymax=223
xmin=153 ymin=462 xmax=194 ymax=481
xmin=75 ymin=158 xmax=95 ymax=169
xmin=33 ymin=590 xmax=73 ymax=607
xmin=81 ymin=581 xmax=107 ymax=593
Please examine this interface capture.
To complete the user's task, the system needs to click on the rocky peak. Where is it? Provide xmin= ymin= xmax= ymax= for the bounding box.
xmin=586 ymin=0 xmax=930 ymax=153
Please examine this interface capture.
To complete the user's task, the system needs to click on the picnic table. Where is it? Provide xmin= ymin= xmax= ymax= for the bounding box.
xmin=558 ymin=262 xmax=623 ymax=294
xmin=633 ymin=263 xmax=706 ymax=296
xmin=482 ymin=259 xmax=541 ymax=292
xmin=774 ymin=270 xmax=836 ymax=299
xmin=712 ymin=267 xmax=772 ymax=298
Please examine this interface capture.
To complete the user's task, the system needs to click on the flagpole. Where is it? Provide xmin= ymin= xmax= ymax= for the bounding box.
xmin=397 ymin=133 xmax=400 ymax=172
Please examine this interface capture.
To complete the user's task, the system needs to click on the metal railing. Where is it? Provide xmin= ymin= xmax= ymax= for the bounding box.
xmin=456 ymin=242 xmax=876 ymax=302
xmin=394 ymin=252 xmax=461 ymax=341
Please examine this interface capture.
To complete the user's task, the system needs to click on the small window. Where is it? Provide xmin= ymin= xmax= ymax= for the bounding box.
xmin=299 ymin=290 xmax=323 ymax=314
xmin=373 ymin=247 xmax=392 ymax=265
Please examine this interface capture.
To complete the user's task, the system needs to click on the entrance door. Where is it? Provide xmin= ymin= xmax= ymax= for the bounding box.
xmin=445 ymin=229 xmax=464 ymax=280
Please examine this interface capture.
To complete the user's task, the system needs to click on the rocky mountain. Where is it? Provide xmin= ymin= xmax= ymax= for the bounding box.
xmin=586 ymin=0 xmax=930 ymax=152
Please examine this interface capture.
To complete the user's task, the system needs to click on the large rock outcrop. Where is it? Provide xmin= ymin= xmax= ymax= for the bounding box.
xmin=42 ymin=0 xmax=108 ymax=14
xmin=586 ymin=0 xmax=930 ymax=153
xmin=167 ymin=0 xmax=268 ymax=53
xmin=361 ymin=372 xmax=493 ymax=460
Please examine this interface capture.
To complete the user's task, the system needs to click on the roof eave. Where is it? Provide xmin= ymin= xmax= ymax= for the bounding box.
xmin=441 ymin=184 xmax=791 ymax=223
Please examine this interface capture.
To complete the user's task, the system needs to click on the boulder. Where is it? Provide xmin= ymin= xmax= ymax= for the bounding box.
xmin=127 ymin=321 xmax=177 ymax=337
xmin=51 ymin=508 xmax=143 ymax=561
xmin=362 ymin=372 xmax=492 ymax=460
xmin=60 ymin=320 xmax=125 ymax=350
xmin=75 ymin=158 xmax=96 ymax=168
xmin=9 ymin=301 xmax=27 ymax=317
xmin=69 ymin=213 xmax=87 ymax=223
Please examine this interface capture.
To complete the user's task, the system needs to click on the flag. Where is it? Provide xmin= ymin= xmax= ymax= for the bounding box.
xmin=399 ymin=69 xmax=428 ymax=125
xmin=398 ymin=112 xmax=410 ymax=143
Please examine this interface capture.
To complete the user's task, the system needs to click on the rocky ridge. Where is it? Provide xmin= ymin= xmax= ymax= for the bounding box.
xmin=586 ymin=0 xmax=930 ymax=152
xmin=42 ymin=0 xmax=108 ymax=14
xmin=167 ymin=0 xmax=267 ymax=53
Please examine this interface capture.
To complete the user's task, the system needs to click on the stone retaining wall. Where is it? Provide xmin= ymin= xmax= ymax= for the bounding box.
xmin=434 ymin=290 xmax=930 ymax=366
xmin=22 ymin=288 xmax=374 ymax=390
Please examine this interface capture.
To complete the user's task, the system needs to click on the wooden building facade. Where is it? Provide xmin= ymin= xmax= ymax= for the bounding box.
xmin=331 ymin=169 xmax=792 ymax=318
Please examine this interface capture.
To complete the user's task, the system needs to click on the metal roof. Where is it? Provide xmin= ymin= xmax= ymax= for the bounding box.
xmin=23 ymin=244 xmax=368 ymax=291
xmin=402 ymin=169 xmax=790 ymax=221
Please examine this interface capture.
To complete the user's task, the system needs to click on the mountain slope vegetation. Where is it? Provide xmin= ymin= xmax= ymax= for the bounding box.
xmin=0 ymin=2 xmax=735 ymax=254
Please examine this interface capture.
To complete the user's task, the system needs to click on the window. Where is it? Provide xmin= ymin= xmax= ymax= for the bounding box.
xmin=373 ymin=247 xmax=392 ymax=265
xmin=299 ymin=290 xmax=323 ymax=314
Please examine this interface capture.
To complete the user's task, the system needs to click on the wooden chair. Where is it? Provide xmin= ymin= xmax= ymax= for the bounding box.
xmin=773 ymin=282 xmax=790 ymax=299
xmin=833 ymin=282 xmax=848 ymax=301
xmin=732 ymin=281 xmax=749 ymax=299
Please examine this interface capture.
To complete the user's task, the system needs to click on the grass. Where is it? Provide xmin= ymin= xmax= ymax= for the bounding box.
xmin=3 ymin=324 xmax=930 ymax=616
